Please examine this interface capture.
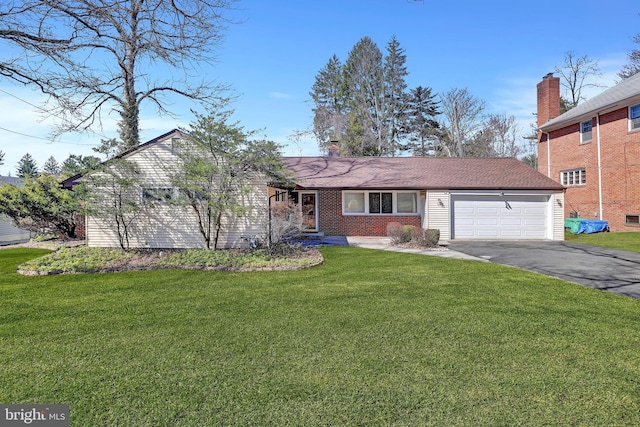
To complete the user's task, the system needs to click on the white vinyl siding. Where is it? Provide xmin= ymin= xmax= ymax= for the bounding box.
xmin=553 ymin=193 xmax=565 ymax=241
xmin=85 ymin=135 xmax=269 ymax=249
xmin=425 ymin=191 xmax=450 ymax=241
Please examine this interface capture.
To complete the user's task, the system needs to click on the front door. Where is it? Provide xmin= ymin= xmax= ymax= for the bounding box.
xmin=300 ymin=192 xmax=318 ymax=231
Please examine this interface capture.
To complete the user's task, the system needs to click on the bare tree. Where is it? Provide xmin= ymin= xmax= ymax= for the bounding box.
xmin=554 ymin=51 xmax=602 ymax=111
xmin=0 ymin=0 xmax=237 ymax=151
xmin=437 ymin=88 xmax=486 ymax=157
xmin=620 ymin=32 xmax=640 ymax=79
xmin=481 ymin=114 xmax=521 ymax=158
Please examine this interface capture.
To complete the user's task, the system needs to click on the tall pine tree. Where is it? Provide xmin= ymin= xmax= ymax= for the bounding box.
xmin=403 ymin=86 xmax=441 ymax=156
xmin=16 ymin=153 xmax=39 ymax=178
xmin=383 ymin=35 xmax=409 ymax=156
xmin=42 ymin=156 xmax=61 ymax=176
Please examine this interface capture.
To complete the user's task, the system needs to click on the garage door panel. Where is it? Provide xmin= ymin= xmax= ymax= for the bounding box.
xmin=477 ymin=207 xmax=499 ymax=215
xmin=501 ymin=218 xmax=523 ymax=226
xmin=453 ymin=195 xmax=549 ymax=240
xmin=478 ymin=218 xmax=498 ymax=226
xmin=477 ymin=229 xmax=500 ymax=237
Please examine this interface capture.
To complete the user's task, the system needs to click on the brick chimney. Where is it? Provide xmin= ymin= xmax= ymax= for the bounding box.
xmin=537 ymin=73 xmax=561 ymax=127
xmin=328 ymin=142 xmax=340 ymax=157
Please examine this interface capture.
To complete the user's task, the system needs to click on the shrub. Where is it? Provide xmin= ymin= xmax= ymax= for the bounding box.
xmin=423 ymin=229 xmax=440 ymax=247
xmin=386 ymin=222 xmax=404 ymax=244
xmin=411 ymin=226 xmax=424 ymax=242
xmin=402 ymin=225 xmax=415 ymax=243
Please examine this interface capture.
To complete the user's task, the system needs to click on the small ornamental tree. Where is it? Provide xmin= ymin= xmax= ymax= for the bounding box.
xmin=0 ymin=175 xmax=80 ymax=239
xmin=171 ymin=104 xmax=292 ymax=250
xmin=81 ymin=158 xmax=144 ymax=250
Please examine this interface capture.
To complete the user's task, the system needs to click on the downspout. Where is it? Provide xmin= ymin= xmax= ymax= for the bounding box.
xmin=596 ymin=114 xmax=603 ymax=220
xmin=544 ymin=131 xmax=551 ymax=178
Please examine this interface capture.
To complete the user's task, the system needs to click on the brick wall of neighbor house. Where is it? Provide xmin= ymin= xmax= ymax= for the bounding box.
xmin=317 ymin=189 xmax=422 ymax=236
xmin=538 ymin=78 xmax=640 ymax=231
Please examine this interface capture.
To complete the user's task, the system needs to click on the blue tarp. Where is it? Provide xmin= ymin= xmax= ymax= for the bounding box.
xmin=564 ymin=218 xmax=610 ymax=234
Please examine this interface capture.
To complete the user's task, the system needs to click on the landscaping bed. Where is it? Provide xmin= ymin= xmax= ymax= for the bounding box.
xmin=16 ymin=244 xmax=323 ymax=275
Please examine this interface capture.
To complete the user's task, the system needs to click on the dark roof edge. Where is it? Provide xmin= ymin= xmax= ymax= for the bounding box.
xmin=60 ymin=128 xmax=184 ymax=188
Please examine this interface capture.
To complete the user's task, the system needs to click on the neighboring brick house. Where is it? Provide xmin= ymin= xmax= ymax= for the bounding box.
xmin=537 ymin=72 xmax=640 ymax=231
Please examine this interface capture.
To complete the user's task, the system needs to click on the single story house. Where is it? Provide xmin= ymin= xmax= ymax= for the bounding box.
xmin=280 ymin=156 xmax=565 ymax=241
xmin=0 ymin=176 xmax=32 ymax=245
xmin=62 ymin=130 xmax=566 ymax=248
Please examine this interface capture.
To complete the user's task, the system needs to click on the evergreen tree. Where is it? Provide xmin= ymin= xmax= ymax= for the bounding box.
xmin=343 ymin=36 xmax=385 ymax=156
xmin=383 ymin=35 xmax=409 ymax=156
xmin=42 ymin=156 xmax=61 ymax=176
xmin=61 ymin=154 xmax=102 ymax=177
xmin=310 ymin=55 xmax=348 ymax=152
xmin=16 ymin=153 xmax=39 ymax=178
xmin=310 ymin=36 xmax=412 ymax=157
xmin=403 ymin=86 xmax=440 ymax=156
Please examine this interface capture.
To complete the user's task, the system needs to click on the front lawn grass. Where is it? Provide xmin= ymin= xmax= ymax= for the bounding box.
xmin=565 ymin=230 xmax=640 ymax=252
xmin=2 ymin=247 xmax=640 ymax=426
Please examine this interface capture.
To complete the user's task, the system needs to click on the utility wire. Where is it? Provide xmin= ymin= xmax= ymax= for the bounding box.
xmin=0 ymin=126 xmax=96 ymax=146
xmin=0 ymin=87 xmax=112 ymax=142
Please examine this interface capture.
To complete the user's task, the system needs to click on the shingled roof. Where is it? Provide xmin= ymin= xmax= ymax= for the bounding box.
xmin=539 ymin=71 xmax=640 ymax=131
xmin=282 ymin=157 xmax=564 ymax=191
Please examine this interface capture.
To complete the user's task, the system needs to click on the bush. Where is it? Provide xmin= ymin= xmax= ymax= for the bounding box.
xmin=387 ymin=223 xmax=440 ymax=248
xmin=424 ymin=229 xmax=440 ymax=246
xmin=402 ymin=225 xmax=416 ymax=243
xmin=386 ymin=222 xmax=404 ymax=244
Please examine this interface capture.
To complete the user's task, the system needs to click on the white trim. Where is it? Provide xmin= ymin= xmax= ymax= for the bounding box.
xmin=341 ymin=190 xmax=421 ymax=216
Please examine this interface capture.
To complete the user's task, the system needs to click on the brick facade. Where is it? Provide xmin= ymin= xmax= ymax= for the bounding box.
xmin=316 ymin=189 xmax=422 ymax=236
xmin=538 ymin=77 xmax=640 ymax=231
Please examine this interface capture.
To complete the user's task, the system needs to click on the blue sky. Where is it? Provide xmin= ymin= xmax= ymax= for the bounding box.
xmin=1 ymin=0 xmax=639 ymax=175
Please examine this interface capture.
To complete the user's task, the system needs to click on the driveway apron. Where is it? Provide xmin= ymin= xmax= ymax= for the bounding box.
xmin=448 ymin=241 xmax=640 ymax=299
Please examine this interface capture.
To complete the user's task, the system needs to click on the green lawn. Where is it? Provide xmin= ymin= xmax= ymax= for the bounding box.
xmin=565 ymin=230 xmax=640 ymax=252
xmin=2 ymin=247 xmax=640 ymax=426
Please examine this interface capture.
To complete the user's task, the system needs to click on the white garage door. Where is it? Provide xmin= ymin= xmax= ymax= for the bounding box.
xmin=452 ymin=195 xmax=549 ymax=240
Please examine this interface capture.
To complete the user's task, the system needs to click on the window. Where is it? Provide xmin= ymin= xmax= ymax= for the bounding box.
xmin=369 ymin=192 xmax=393 ymax=214
xmin=171 ymin=137 xmax=183 ymax=154
xmin=626 ymin=215 xmax=640 ymax=225
xmin=344 ymin=192 xmax=365 ymax=213
xmin=342 ymin=191 xmax=419 ymax=215
xmin=580 ymin=120 xmax=592 ymax=143
xmin=560 ymin=169 xmax=586 ymax=186
xmin=630 ymin=105 xmax=640 ymax=131
xmin=397 ymin=193 xmax=418 ymax=213
xmin=142 ymin=187 xmax=175 ymax=203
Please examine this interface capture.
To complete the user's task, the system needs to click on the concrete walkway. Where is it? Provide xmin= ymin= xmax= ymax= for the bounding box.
xmin=345 ymin=236 xmax=488 ymax=262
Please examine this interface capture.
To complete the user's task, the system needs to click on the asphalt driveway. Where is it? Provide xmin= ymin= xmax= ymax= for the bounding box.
xmin=448 ymin=240 xmax=640 ymax=299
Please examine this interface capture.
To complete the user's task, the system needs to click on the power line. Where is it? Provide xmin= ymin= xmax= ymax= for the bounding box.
xmin=0 ymin=126 xmax=96 ymax=146
xmin=0 ymin=87 xmax=112 ymax=141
